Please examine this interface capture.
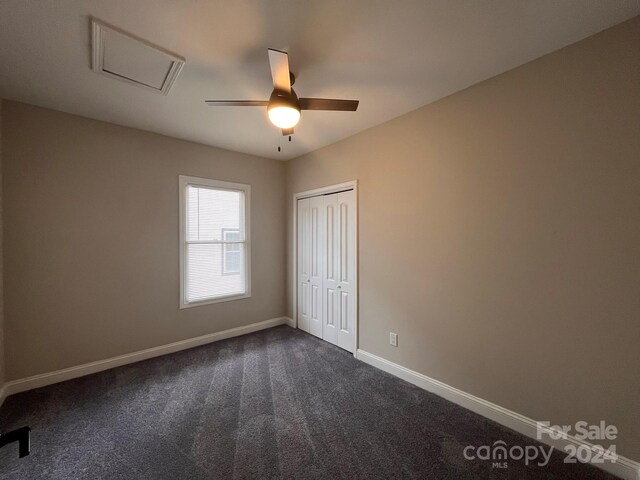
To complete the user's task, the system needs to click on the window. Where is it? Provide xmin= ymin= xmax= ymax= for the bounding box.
xmin=179 ymin=176 xmax=250 ymax=308
xmin=222 ymin=229 xmax=242 ymax=274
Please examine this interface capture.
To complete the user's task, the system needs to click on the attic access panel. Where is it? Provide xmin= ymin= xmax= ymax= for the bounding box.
xmin=91 ymin=19 xmax=185 ymax=95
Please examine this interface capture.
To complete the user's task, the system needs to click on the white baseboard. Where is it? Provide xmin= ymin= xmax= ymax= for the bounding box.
xmin=0 ymin=316 xmax=292 ymax=404
xmin=356 ymin=349 xmax=639 ymax=480
xmin=284 ymin=316 xmax=296 ymax=328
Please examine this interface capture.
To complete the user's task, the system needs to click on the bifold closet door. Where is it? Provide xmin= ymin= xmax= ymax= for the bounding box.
xmin=308 ymin=195 xmax=324 ymax=338
xmin=297 ymin=196 xmax=323 ymax=338
xmin=298 ymin=189 xmax=356 ymax=352
xmin=297 ymin=198 xmax=311 ymax=333
xmin=334 ymin=190 xmax=356 ymax=352
xmin=321 ymin=194 xmax=339 ymax=346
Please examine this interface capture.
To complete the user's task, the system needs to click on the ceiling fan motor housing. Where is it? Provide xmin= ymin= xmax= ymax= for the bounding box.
xmin=268 ymin=88 xmax=299 ymax=112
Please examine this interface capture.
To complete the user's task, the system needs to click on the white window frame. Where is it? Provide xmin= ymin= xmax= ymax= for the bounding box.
xmin=179 ymin=175 xmax=251 ymax=309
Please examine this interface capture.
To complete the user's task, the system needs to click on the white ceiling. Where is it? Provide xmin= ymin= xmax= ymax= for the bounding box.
xmin=0 ymin=1 xmax=638 ymax=160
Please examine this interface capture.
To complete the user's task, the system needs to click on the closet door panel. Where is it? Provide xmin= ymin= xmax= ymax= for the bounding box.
xmin=308 ymin=195 xmax=324 ymax=338
xmin=296 ymin=198 xmax=311 ymax=333
xmin=322 ymin=194 xmax=339 ymax=345
xmin=337 ymin=190 xmax=356 ymax=352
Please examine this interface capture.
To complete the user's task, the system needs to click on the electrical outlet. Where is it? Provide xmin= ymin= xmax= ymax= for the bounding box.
xmin=390 ymin=332 xmax=398 ymax=347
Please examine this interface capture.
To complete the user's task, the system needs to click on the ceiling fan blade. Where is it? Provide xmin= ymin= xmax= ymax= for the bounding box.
xmin=267 ymin=48 xmax=291 ymax=93
xmin=205 ymin=100 xmax=268 ymax=106
xmin=299 ymin=98 xmax=359 ymax=111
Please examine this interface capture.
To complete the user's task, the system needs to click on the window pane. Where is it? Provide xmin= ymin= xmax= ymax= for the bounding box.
xmin=222 ymin=229 xmax=241 ymax=242
xmin=186 ymin=185 xmax=244 ymax=242
xmin=223 ymin=243 xmax=242 ymax=274
xmin=186 ymin=243 xmax=245 ymax=301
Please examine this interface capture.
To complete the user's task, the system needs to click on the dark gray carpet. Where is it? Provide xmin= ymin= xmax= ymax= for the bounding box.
xmin=0 ymin=326 xmax=616 ymax=479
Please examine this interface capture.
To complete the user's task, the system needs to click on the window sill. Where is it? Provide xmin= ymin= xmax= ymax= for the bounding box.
xmin=180 ymin=292 xmax=251 ymax=309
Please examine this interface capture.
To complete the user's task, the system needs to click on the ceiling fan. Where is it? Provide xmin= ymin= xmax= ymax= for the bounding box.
xmin=205 ymin=49 xmax=359 ymax=136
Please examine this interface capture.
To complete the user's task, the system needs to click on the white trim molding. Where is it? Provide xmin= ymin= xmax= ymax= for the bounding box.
xmin=356 ymin=349 xmax=640 ymax=480
xmin=0 ymin=317 xmax=291 ymax=404
xmin=91 ymin=18 xmax=185 ymax=95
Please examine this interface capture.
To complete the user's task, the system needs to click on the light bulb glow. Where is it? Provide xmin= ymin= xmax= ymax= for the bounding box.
xmin=268 ymin=106 xmax=300 ymax=129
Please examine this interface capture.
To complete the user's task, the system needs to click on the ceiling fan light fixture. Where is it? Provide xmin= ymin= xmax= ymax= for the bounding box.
xmin=267 ymin=89 xmax=300 ymax=129
xmin=268 ymin=105 xmax=300 ymax=129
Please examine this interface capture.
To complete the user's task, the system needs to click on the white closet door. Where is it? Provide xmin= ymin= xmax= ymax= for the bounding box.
xmin=296 ymin=198 xmax=311 ymax=333
xmin=336 ymin=190 xmax=356 ymax=352
xmin=308 ymin=195 xmax=324 ymax=338
xmin=322 ymin=194 xmax=339 ymax=346
xmin=298 ymin=189 xmax=356 ymax=352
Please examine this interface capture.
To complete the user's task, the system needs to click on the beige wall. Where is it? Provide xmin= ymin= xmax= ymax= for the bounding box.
xmin=286 ymin=18 xmax=640 ymax=460
xmin=1 ymin=101 xmax=286 ymax=380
